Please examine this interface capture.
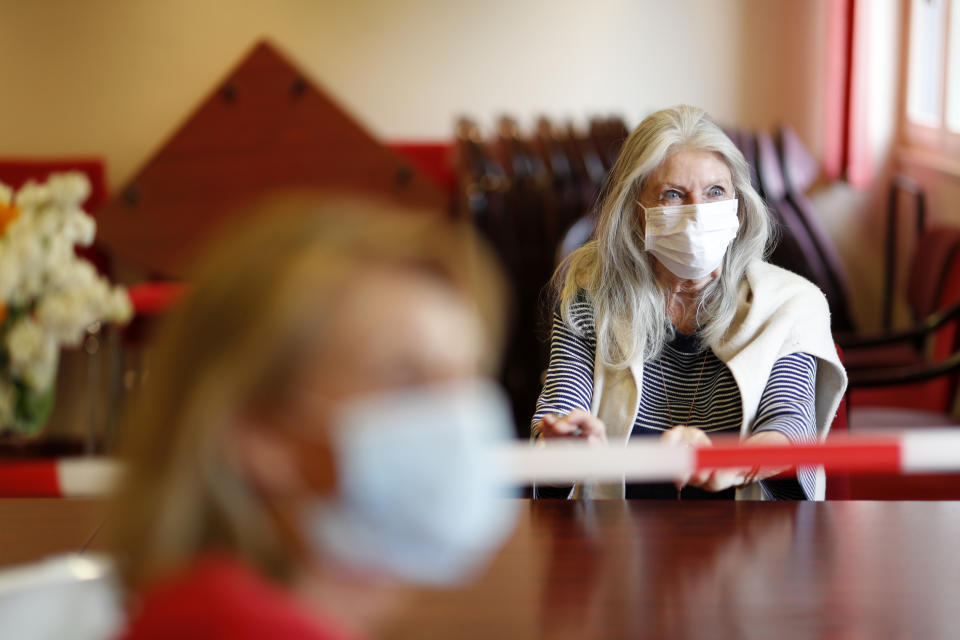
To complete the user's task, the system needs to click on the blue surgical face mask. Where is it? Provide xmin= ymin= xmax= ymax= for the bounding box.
xmin=302 ymin=379 xmax=517 ymax=586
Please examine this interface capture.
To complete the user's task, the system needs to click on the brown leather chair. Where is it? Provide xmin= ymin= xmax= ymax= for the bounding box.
xmin=776 ymin=124 xmax=819 ymax=195
xmin=842 ymin=228 xmax=960 ymax=371
xmin=753 ymin=130 xmax=857 ymax=332
xmin=533 ymin=117 xmax=584 ymax=241
xmin=588 ymin=117 xmax=628 ymax=171
xmin=845 ymin=233 xmax=960 ymax=410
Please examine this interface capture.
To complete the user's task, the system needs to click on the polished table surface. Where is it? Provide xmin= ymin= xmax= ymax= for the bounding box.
xmin=383 ymin=500 xmax=960 ymax=640
xmin=1 ymin=499 xmax=958 ymax=639
xmin=0 ymin=498 xmax=106 ymax=567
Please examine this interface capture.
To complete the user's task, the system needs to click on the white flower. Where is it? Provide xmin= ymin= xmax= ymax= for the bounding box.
xmin=0 ymin=246 xmax=19 ymax=302
xmin=107 ymin=287 xmax=133 ymax=323
xmin=33 ymin=266 xmax=133 ymax=346
xmin=61 ymin=210 xmax=96 ymax=247
xmin=0 ymin=183 xmax=12 ymax=208
xmin=6 ymin=318 xmax=59 ymax=391
xmin=2 ymin=225 xmax=46 ymax=306
xmin=35 ymin=290 xmax=92 ymax=346
xmin=13 ymin=181 xmax=51 ymax=210
xmin=46 ymin=172 xmax=91 ymax=208
xmin=46 ymin=250 xmax=95 ymax=290
xmin=0 ymin=377 xmax=15 ymax=425
xmin=1 ymin=172 xmax=131 ymax=403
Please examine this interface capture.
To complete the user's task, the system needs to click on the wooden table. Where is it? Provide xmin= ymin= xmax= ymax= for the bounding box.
xmin=1 ymin=499 xmax=958 ymax=639
xmin=383 ymin=500 xmax=960 ymax=639
xmin=0 ymin=499 xmax=106 ymax=568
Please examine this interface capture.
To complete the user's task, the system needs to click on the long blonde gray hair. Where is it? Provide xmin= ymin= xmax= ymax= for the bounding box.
xmin=557 ymin=105 xmax=771 ymax=368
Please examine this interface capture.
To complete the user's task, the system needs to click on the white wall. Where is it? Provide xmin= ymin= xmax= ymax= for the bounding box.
xmin=0 ymin=0 xmax=831 ymax=190
xmin=1 ymin=0 xmax=909 ymax=330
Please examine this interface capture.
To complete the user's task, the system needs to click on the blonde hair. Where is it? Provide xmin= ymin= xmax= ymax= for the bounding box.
xmin=109 ymin=195 xmax=508 ymax=590
xmin=556 ymin=105 xmax=771 ymax=367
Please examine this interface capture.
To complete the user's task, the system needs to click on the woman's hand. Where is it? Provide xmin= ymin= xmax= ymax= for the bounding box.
xmin=660 ymin=426 xmax=791 ymax=492
xmin=536 ymin=409 xmax=607 ymax=447
xmin=660 ymin=425 xmax=749 ymax=492
xmin=660 ymin=426 xmax=730 ymax=491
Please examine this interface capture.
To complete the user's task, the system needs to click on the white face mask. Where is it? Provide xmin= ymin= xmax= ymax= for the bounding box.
xmin=302 ymin=379 xmax=517 ymax=586
xmin=642 ymin=198 xmax=740 ymax=280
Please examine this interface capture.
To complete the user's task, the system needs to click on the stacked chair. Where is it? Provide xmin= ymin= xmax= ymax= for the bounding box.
xmin=733 ymin=126 xmax=858 ymax=333
xmin=840 ymin=215 xmax=960 ymax=497
xmin=763 ymin=128 xmax=960 ymax=497
xmin=454 ymin=116 xmax=628 ymax=434
xmin=842 ymin=194 xmax=960 ymax=431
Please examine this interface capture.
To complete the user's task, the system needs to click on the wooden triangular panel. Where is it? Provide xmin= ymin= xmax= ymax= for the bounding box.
xmin=97 ymin=40 xmax=445 ymax=278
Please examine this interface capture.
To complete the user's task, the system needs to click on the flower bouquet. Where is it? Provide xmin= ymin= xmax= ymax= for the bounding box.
xmin=0 ymin=172 xmax=132 ymax=436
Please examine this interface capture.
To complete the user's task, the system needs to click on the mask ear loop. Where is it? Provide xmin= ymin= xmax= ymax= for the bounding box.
xmin=635 ymin=196 xmax=654 ymax=240
xmin=731 ymin=196 xmax=743 ymax=240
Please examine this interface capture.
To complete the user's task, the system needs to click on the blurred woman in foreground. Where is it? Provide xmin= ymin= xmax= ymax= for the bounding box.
xmin=110 ymin=197 xmax=516 ymax=639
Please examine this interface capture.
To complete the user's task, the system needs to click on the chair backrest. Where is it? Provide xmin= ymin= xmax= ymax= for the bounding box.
xmin=926 ymin=231 xmax=960 ymax=367
xmin=752 ymin=131 xmax=837 ymax=315
xmin=588 ymin=117 xmax=628 ymax=171
xmin=736 ymin=129 xmax=762 ymax=192
xmin=556 ymin=216 xmax=596 ymax=266
xmin=766 ymin=200 xmax=833 ymax=284
xmin=535 ymin=118 xmax=574 ymax=185
xmin=776 ymin=124 xmax=819 ymax=195
xmin=755 ymin=130 xmax=856 ymax=332
xmin=906 ymin=227 xmax=960 ymax=323
xmin=754 ymin=130 xmax=787 ymax=203
xmin=534 ymin=118 xmax=583 ymax=238
xmin=785 ymin=191 xmax=857 ymax=332
xmin=760 ymin=127 xmax=853 ymax=317
xmin=749 ymin=128 xmax=817 ymax=278
xmin=453 ymin=122 xmax=512 ymax=267
xmin=721 ymin=126 xmax=742 ymax=153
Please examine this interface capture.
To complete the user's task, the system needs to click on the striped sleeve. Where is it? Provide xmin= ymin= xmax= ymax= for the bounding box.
xmin=531 ymin=303 xmax=596 ymax=498
xmin=531 ymin=303 xmax=597 ymax=437
xmin=753 ymin=352 xmax=819 ymax=500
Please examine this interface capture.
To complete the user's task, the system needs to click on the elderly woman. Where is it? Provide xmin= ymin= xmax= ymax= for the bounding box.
xmin=533 ymin=105 xmax=846 ymax=500
xmin=110 ymin=198 xmax=516 ymax=638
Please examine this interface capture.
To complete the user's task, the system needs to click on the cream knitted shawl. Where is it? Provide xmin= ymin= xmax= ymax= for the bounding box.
xmin=575 ymin=260 xmax=848 ymax=500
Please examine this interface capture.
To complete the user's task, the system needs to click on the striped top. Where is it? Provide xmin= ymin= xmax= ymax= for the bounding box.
xmin=533 ymin=297 xmax=818 ymax=500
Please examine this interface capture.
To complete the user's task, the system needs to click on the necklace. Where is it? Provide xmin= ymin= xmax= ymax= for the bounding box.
xmin=659 ymin=348 xmax=709 ymax=500
xmin=658 ymin=350 xmax=709 ymax=428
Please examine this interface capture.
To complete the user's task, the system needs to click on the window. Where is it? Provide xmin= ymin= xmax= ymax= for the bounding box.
xmin=904 ymin=0 xmax=960 ymax=156
xmin=907 ymin=0 xmax=946 ymax=126
xmin=947 ymin=1 xmax=960 ymax=132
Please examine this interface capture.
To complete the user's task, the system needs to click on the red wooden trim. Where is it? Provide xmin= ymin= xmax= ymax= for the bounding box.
xmin=0 ymin=461 xmax=61 ymax=497
xmin=127 ymin=282 xmax=188 ymax=316
xmin=387 ymin=142 xmax=454 ymax=195
xmin=94 ymin=41 xmax=446 ymax=278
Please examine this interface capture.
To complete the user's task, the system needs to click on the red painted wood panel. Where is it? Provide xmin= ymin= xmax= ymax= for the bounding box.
xmin=96 ymin=40 xmax=446 ymax=278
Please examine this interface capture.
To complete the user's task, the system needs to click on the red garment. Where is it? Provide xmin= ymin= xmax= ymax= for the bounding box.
xmin=120 ymin=554 xmax=359 ymax=640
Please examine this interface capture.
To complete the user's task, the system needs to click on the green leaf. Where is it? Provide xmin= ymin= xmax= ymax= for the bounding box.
xmin=11 ymin=380 xmax=56 ymax=437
